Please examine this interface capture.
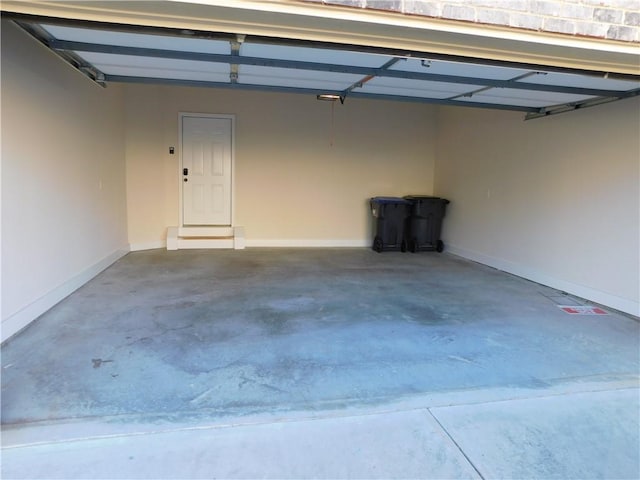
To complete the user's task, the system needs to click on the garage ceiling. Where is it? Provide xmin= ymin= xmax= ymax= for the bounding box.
xmin=11 ymin=16 xmax=640 ymax=120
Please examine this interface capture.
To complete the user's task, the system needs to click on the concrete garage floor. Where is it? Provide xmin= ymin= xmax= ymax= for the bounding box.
xmin=1 ymin=248 xmax=639 ymax=479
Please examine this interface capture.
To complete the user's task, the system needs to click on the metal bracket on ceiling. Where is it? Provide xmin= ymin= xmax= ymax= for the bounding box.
xmin=229 ymin=35 xmax=244 ymax=84
xmin=230 ymin=65 xmax=239 ymax=83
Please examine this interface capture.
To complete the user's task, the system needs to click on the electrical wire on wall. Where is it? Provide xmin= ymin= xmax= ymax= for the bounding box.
xmin=317 ymin=94 xmax=344 ymax=147
xmin=330 ymin=100 xmax=335 ymax=147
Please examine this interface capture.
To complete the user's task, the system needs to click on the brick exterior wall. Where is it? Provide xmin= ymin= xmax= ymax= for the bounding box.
xmin=306 ymin=0 xmax=640 ymax=42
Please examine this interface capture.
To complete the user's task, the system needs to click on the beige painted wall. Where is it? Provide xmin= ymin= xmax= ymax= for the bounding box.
xmin=435 ymin=98 xmax=640 ymax=315
xmin=124 ymin=85 xmax=436 ymax=247
xmin=3 ymin=13 xmax=636 ymax=338
xmin=1 ymin=21 xmax=129 ymax=340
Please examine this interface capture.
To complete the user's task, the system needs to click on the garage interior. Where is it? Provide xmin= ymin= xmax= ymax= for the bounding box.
xmin=1 ymin=1 xmax=639 ymax=478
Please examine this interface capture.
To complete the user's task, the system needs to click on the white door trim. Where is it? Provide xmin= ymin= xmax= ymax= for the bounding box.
xmin=178 ymin=112 xmax=235 ymax=229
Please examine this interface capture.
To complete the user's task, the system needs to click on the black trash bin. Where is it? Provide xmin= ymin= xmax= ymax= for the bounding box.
xmin=370 ymin=197 xmax=411 ymax=252
xmin=404 ymin=195 xmax=450 ymax=253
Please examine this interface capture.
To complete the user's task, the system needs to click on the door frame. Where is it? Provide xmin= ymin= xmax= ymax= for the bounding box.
xmin=178 ymin=112 xmax=236 ymax=230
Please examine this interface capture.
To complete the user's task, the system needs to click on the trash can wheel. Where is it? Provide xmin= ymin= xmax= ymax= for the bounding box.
xmin=409 ymin=238 xmax=418 ymax=253
xmin=436 ymin=240 xmax=444 ymax=253
xmin=373 ymin=236 xmax=384 ymax=253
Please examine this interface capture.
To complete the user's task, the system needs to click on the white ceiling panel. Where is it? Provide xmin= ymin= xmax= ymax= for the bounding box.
xmin=241 ymin=42 xmax=389 ymax=68
xmin=238 ymin=65 xmax=360 ymax=90
xmin=15 ymin=19 xmax=639 ymax=118
xmin=390 ymin=58 xmax=531 ymax=80
xmin=516 ymin=71 xmax=640 ymax=91
xmin=360 ymin=77 xmax=482 ymax=98
xmin=456 ymin=96 xmax=556 ymax=108
xmin=41 ymin=24 xmax=230 ymax=54
xmin=458 ymin=88 xmax=595 ymax=108
xmin=78 ymin=52 xmax=230 ymax=81
xmin=357 ymin=85 xmax=460 ymax=99
xmin=93 ymin=65 xmax=230 ymax=83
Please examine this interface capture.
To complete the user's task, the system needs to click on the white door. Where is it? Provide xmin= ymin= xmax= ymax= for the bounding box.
xmin=181 ymin=115 xmax=232 ymax=226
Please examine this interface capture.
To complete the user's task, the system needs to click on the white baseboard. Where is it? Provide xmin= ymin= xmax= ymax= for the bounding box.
xmin=245 ymin=239 xmax=370 ymax=248
xmin=166 ymin=228 xmax=178 ymax=251
xmin=1 ymin=247 xmax=130 ymax=343
xmin=233 ymin=227 xmax=245 ymax=250
xmin=129 ymin=240 xmax=166 ymax=251
xmin=446 ymin=244 xmax=640 ymax=317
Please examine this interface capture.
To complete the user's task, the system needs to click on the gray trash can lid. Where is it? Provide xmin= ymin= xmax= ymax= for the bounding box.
xmin=371 ymin=196 xmax=411 ymax=204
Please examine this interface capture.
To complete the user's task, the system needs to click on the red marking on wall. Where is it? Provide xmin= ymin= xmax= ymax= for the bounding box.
xmin=558 ymin=306 xmax=608 ymax=315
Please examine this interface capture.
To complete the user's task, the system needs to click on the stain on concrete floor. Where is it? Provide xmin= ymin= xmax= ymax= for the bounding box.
xmin=2 ymin=249 xmax=638 ymax=426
